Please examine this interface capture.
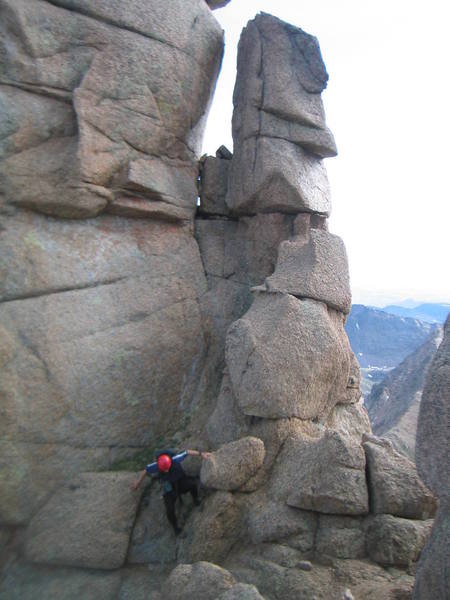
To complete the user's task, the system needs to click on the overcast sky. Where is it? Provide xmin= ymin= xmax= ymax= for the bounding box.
xmin=203 ymin=0 xmax=449 ymax=307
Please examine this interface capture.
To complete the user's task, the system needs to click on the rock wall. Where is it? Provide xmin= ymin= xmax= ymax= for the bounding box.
xmin=413 ymin=315 xmax=450 ymax=599
xmin=0 ymin=5 xmax=439 ymax=600
xmin=0 ymin=0 xmax=224 ymax=527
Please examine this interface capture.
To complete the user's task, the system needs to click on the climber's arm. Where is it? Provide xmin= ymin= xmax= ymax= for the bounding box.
xmin=130 ymin=469 xmax=148 ymax=491
xmin=186 ymin=449 xmax=212 ymax=459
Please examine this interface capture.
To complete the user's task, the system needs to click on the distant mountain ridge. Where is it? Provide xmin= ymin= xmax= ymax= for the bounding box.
xmin=381 ymin=302 xmax=449 ymax=324
xmin=345 ymin=304 xmax=435 ymax=369
xmin=364 ymin=327 xmax=443 ymax=461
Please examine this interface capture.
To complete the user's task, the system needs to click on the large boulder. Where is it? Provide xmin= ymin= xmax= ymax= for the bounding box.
xmin=265 ymin=229 xmax=351 ymax=314
xmin=363 ymin=437 xmax=436 ymax=519
xmin=366 ymin=515 xmax=433 ymax=566
xmin=165 ymin=562 xmax=235 ymax=600
xmin=269 ymin=430 xmax=369 ymax=515
xmin=0 ymin=0 xmax=223 ymax=218
xmin=200 ymin=437 xmax=265 ymax=491
xmin=226 ymin=293 xmax=352 ymax=419
xmin=25 ymin=472 xmax=143 ymax=569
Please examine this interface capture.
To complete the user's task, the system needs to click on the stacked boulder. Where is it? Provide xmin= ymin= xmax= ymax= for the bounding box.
xmin=188 ymin=13 xmax=437 ymax=599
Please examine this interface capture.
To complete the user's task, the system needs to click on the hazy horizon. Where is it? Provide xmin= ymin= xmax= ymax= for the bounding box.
xmin=203 ymin=0 xmax=450 ymax=306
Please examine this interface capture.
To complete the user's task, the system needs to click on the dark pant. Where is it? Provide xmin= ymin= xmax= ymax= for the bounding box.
xmin=163 ymin=476 xmax=199 ymax=533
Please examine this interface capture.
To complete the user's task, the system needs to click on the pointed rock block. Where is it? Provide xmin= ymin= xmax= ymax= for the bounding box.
xmin=363 ymin=437 xmax=437 ymax=520
xmin=24 ymin=472 xmax=143 ymax=569
xmin=247 ymin=499 xmax=317 ymax=546
xmin=270 ymin=430 xmax=369 ymax=515
xmin=226 ymin=294 xmax=351 ymax=419
xmin=265 ymin=229 xmax=351 ymax=314
xmin=232 ymin=14 xmax=336 ymax=156
xmin=200 ymin=437 xmax=265 ymax=491
xmin=366 ymin=515 xmax=433 ymax=566
xmin=226 ymin=137 xmax=331 ymax=216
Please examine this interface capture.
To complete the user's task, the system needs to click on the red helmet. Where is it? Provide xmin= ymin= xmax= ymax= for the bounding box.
xmin=157 ymin=454 xmax=172 ymax=472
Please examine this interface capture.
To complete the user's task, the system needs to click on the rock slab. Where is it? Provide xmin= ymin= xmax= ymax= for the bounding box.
xmin=25 ymin=472 xmax=143 ymax=569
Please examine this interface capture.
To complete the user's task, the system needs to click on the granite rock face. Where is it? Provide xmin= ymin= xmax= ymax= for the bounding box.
xmin=316 ymin=516 xmax=366 ymax=559
xmin=363 ymin=437 xmax=436 ymax=520
xmin=0 ymin=215 xmax=208 ymax=524
xmin=415 ymin=315 xmax=450 ymax=500
xmin=25 ymin=472 xmax=143 ymax=570
xmin=177 ymin=492 xmax=244 ymax=564
xmin=0 ymin=0 xmax=223 ymax=528
xmin=413 ymin=499 xmax=450 ymax=600
xmin=0 ymin=5 xmax=436 ymax=598
xmin=166 ymin=561 xmax=236 ymax=600
xmin=413 ymin=315 xmax=450 ymax=599
xmin=0 ymin=0 xmax=223 ymax=219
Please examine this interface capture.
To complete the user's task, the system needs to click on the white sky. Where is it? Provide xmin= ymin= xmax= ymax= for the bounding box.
xmin=203 ymin=0 xmax=450 ymax=306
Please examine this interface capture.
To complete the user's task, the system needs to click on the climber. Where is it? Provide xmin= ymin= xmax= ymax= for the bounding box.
xmin=131 ymin=448 xmax=211 ymax=535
